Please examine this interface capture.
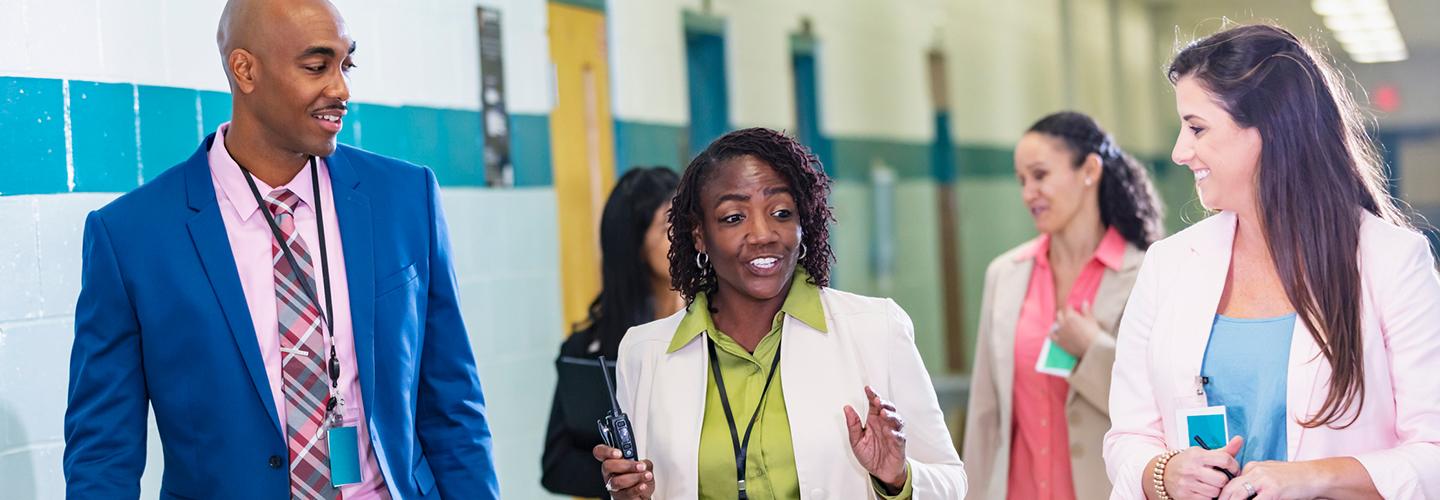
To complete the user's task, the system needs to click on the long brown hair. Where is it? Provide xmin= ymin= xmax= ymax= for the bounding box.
xmin=1169 ymin=24 xmax=1407 ymax=428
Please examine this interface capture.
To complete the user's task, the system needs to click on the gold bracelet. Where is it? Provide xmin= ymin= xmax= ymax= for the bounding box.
xmin=1152 ymin=449 xmax=1183 ymax=500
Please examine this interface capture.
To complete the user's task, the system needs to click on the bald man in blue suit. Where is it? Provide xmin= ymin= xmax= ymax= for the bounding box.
xmin=62 ymin=0 xmax=499 ymax=498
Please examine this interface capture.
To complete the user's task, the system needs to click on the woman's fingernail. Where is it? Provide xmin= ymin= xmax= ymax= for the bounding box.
xmin=637 ymin=463 xmax=647 ymax=471
xmin=646 ymin=472 xmax=653 ymax=480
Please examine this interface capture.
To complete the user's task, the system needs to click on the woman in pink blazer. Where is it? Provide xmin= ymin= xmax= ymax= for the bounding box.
xmin=1103 ymin=25 xmax=1440 ymax=500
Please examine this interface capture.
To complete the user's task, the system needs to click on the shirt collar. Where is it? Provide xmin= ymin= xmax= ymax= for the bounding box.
xmin=208 ymin=122 xmax=319 ymax=222
xmin=1092 ymin=226 xmax=1127 ymax=271
xmin=667 ymin=268 xmax=828 ymax=353
xmin=1017 ymin=226 xmax=1127 ymax=272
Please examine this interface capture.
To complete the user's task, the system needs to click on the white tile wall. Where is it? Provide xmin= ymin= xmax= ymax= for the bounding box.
xmin=0 ymin=196 xmax=43 ymax=321
xmin=444 ymin=187 xmax=567 ymax=500
xmin=36 ymin=194 xmax=116 ymax=318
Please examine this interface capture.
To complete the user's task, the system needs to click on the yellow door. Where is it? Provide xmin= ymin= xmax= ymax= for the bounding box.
xmin=549 ymin=2 xmax=617 ymax=331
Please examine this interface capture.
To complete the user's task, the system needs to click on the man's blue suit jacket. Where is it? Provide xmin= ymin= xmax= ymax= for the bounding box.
xmin=63 ymin=135 xmax=500 ymax=499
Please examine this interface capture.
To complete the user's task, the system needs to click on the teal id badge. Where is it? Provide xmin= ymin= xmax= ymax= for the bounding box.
xmin=328 ymin=426 xmax=362 ymax=487
xmin=1035 ymin=323 xmax=1079 ymax=378
xmin=1176 ymin=405 xmax=1228 ymax=449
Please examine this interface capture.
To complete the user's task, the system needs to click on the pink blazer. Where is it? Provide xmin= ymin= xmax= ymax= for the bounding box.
xmin=1103 ymin=210 xmax=1440 ymax=499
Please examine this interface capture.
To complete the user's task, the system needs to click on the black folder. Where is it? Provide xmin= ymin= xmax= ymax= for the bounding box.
xmin=555 ymin=355 xmax=620 ymax=433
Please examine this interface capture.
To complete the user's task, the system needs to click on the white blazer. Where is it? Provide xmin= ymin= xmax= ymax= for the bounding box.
xmin=1103 ymin=210 xmax=1440 ymax=499
xmin=616 ymin=288 xmax=967 ymax=499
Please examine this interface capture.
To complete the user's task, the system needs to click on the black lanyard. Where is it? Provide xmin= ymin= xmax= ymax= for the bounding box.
xmin=706 ymin=334 xmax=783 ymax=500
xmin=240 ymin=156 xmax=340 ymax=416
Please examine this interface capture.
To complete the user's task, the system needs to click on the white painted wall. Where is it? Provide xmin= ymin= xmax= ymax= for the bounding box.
xmin=949 ymin=0 xmax=1068 ymax=146
xmin=608 ymin=0 xmax=691 ymax=125
xmin=607 ymin=0 xmax=1165 ymax=149
xmin=0 ymin=0 xmax=553 ymax=114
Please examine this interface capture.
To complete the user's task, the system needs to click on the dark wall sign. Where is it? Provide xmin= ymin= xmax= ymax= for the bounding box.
xmin=478 ymin=6 xmax=513 ymax=187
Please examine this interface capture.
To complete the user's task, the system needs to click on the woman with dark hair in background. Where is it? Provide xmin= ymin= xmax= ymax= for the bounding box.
xmin=1105 ymin=24 xmax=1440 ymax=500
xmin=541 ymin=167 xmax=681 ymax=498
xmin=592 ymin=128 xmax=965 ymax=499
xmin=963 ymin=111 xmax=1164 ymax=500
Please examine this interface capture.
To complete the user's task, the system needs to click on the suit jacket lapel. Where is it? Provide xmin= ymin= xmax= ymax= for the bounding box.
xmin=182 ymin=135 xmax=283 ymax=437
xmin=655 ymin=334 xmax=706 ymax=499
xmin=1170 ymin=212 xmax=1237 ymax=406
xmin=783 ymin=295 xmax=870 ymax=496
xmin=326 ymin=150 xmax=377 ymax=418
xmin=1090 ymin=244 xmax=1145 ymax=331
xmin=991 ymin=256 xmax=1032 ymax=425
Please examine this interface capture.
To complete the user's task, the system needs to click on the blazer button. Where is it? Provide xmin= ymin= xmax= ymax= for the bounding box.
xmin=269 ymin=455 xmax=283 ymax=469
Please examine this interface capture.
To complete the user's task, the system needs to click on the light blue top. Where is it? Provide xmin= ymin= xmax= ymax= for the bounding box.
xmin=1201 ymin=313 xmax=1297 ymax=468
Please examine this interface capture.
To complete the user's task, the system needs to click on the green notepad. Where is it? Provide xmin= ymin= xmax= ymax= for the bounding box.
xmin=1035 ymin=337 xmax=1077 ymax=377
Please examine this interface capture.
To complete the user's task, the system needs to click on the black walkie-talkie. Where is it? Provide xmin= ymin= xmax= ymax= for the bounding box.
xmin=595 ymin=356 xmax=638 ymax=460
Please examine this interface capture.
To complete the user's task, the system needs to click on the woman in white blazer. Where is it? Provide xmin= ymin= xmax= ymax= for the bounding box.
xmin=964 ymin=112 xmax=1164 ymax=500
xmin=1104 ymin=25 xmax=1440 ymax=500
xmin=593 ymin=128 xmax=966 ymax=499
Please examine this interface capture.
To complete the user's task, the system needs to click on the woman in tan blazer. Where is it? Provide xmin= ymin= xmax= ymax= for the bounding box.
xmin=963 ymin=112 xmax=1163 ymax=500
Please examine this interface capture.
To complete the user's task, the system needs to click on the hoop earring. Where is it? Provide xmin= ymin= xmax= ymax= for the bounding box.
xmin=798 ymin=242 xmax=808 ymax=260
xmin=695 ymin=252 xmax=710 ymax=273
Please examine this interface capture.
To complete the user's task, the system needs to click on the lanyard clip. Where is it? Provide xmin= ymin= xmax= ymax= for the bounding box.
xmin=737 ymin=479 xmax=748 ymax=500
xmin=1194 ymin=375 xmax=1206 ymax=396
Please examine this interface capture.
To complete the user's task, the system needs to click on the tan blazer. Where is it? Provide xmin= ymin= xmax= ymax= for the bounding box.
xmin=962 ymin=237 xmax=1145 ymax=500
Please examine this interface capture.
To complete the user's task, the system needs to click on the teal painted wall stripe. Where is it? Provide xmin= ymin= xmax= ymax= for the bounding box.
xmin=510 ymin=113 xmax=552 ymax=187
xmin=138 ymin=85 xmax=203 ymax=181
xmin=931 ymin=113 xmax=956 ymax=183
xmin=1 ymin=77 xmax=556 ymax=194
xmin=614 ymin=119 xmax=686 ymax=174
xmin=199 ymin=90 xmax=232 ymax=136
xmin=0 ymin=77 xmax=68 ymax=195
xmin=956 ymin=144 xmax=1014 ymax=178
xmin=683 ymin=11 xmax=725 ymax=36
xmin=13 ymin=79 xmax=1185 ymax=193
xmin=359 ymin=104 xmax=485 ymax=186
xmin=552 ymin=0 xmax=605 ymax=12
xmin=70 ymin=81 xmax=140 ymax=192
xmin=829 ymin=138 xmax=931 ymax=182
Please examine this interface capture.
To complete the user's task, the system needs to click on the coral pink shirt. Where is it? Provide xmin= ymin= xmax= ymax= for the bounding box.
xmin=208 ymin=123 xmax=388 ymax=498
xmin=1007 ymin=227 xmax=1125 ymax=500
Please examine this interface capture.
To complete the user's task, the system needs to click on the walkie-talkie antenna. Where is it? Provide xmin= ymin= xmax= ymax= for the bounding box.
xmin=597 ymin=356 xmax=622 ymax=414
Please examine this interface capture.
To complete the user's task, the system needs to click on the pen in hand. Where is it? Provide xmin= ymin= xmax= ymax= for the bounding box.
xmin=1192 ymin=435 xmax=1235 ymax=480
xmin=1194 ymin=435 xmax=1254 ymax=500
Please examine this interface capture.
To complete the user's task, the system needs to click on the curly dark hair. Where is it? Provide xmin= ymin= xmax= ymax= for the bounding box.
xmin=668 ymin=127 xmax=835 ymax=304
xmin=1027 ymin=111 xmax=1165 ymax=249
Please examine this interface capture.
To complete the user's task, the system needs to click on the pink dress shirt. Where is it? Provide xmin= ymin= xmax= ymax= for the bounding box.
xmin=208 ymin=123 xmax=388 ymax=498
xmin=1008 ymin=227 xmax=1125 ymax=500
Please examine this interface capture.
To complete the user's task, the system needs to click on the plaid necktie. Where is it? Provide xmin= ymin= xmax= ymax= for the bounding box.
xmin=265 ymin=188 xmax=341 ymax=500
